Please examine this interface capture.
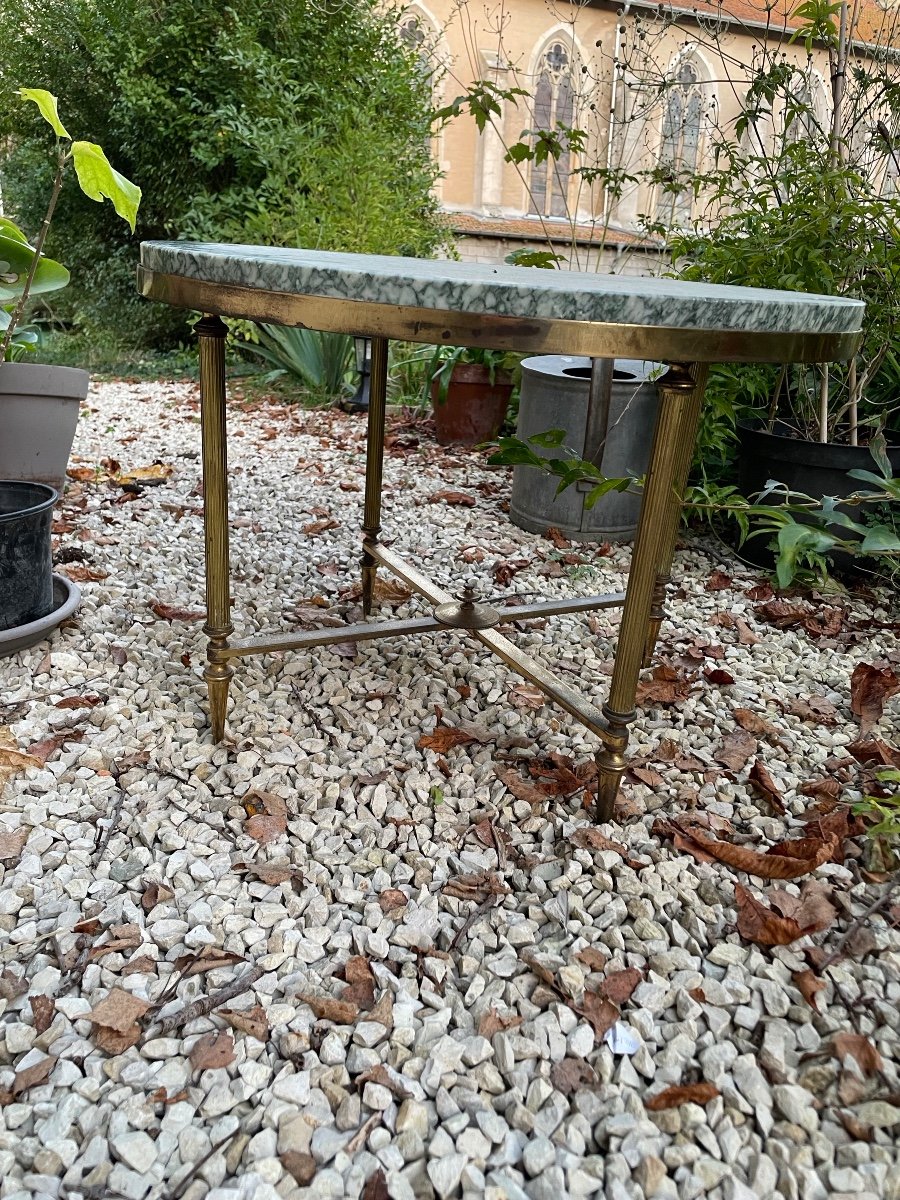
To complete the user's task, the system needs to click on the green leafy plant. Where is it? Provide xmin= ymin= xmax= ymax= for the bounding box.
xmin=426 ymin=345 xmax=521 ymax=406
xmin=247 ymin=325 xmax=355 ymax=401
xmin=489 ymin=431 xmax=900 ymax=587
xmin=1 ymin=88 xmax=139 ymax=362
xmin=853 ymin=768 xmax=900 ymax=872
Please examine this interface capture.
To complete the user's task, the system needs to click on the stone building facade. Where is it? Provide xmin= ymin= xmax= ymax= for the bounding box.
xmin=400 ymin=0 xmax=900 ymax=270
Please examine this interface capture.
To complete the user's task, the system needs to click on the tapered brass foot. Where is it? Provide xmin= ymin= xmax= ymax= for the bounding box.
xmin=361 ymin=558 xmax=377 ymax=618
xmin=595 ymin=745 xmax=627 ymax=821
xmin=595 ymin=705 xmax=630 ymax=821
xmin=642 ymin=573 xmax=670 ymax=668
xmin=205 ymin=659 xmax=233 ymax=742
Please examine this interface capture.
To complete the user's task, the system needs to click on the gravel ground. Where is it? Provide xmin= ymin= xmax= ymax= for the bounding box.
xmin=0 ymin=379 xmax=898 ymax=1200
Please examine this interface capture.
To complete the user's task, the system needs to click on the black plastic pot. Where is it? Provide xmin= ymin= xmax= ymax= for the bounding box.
xmin=0 ymin=481 xmax=57 ymax=631
xmin=737 ymin=422 xmax=900 ymax=569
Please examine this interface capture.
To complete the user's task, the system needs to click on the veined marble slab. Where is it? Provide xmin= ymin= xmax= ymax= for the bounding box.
xmin=140 ymin=241 xmax=863 ymax=335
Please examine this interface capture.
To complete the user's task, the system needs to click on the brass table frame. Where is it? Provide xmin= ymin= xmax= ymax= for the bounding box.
xmin=139 ymin=265 xmax=860 ymax=821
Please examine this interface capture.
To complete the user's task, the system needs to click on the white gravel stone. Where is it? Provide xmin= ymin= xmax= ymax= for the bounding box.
xmin=0 ymin=381 xmax=896 ymax=1200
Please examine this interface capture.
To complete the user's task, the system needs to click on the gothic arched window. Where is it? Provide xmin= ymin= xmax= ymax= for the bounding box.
xmin=656 ymin=59 xmax=704 ymax=225
xmin=528 ymin=41 xmax=576 ymax=218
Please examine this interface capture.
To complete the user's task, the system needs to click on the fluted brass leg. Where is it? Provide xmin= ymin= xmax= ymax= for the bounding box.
xmin=642 ymin=364 xmax=709 ymax=667
xmin=361 ymin=337 xmax=389 ymax=617
xmin=596 ymin=362 xmax=706 ymax=821
xmin=196 ymin=314 xmax=233 ymax=741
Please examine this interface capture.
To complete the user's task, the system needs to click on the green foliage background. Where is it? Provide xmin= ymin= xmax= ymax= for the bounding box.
xmin=0 ymin=0 xmax=449 ymax=349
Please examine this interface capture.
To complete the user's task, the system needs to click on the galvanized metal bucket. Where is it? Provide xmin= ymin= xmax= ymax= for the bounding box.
xmin=510 ymin=355 xmax=664 ymax=542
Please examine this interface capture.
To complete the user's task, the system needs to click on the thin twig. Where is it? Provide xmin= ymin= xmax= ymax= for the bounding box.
xmin=92 ymin=759 xmax=128 ymax=863
xmin=166 ymin=1128 xmax=241 ymax=1200
xmin=450 ymin=895 xmax=500 ymax=951
xmin=346 ymin=1112 xmax=381 ymax=1155
xmin=154 ymin=965 xmax=264 ymax=1035
xmin=820 ymin=871 xmax=900 ymax=970
xmin=0 ymin=674 xmax=109 ymax=711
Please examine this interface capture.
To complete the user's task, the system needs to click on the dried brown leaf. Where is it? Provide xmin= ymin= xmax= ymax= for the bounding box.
xmin=646 ymin=1082 xmax=719 ymax=1110
xmin=368 ymin=990 xmax=394 ymax=1031
xmin=636 ymin=664 xmax=694 ymax=706
xmin=418 ymin=724 xmax=476 ymax=754
xmin=705 ymin=570 xmax=733 ymax=591
xmin=575 ymin=947 xmax=608 ymax=972
xmin=828 ymin=1033 xmax=884 ymax=1076
xmin=54 ymin=694 xmax=103 ymax=710
xmin=1 ymin=986 xmax=38 ymax=1033
xmin=571 ymin=826 xmax=647 ymax=870
xmin=578 ymin=991 xmax=619 ymax=1038
xmin=443 ymin=871 xmax=510 ymax=902
xmin=30 ymin=995 xmax=55 ymax=1034
xmin=218 ymin=1005 xmax=269 ymax=1041
xmin=749 ymin=760 xmax=787 ymax=814
xmin=799 ymin=778 xmax=843 ymax=804
xmin=357 ymin=1063 xmax=413 ymax=1100
xmin=757 ymin=599 xmax=810 ymax=628
xmin=120 ymin=954 xmax=158 ymax=977
xmin=27 ymin=731 xmax=84 ymax=764
xmin=599 ymin=968 xmax=642 ymax=1004
xmin=735 ymin=884 xmax=806 ymax=946
xmin=550 ymin=1057 xmax=597 ymax=1095
xmin=87 ymin=988 xmax=151 ymax=1033
xmin=298 ymin=994 xmax=359 ymax=1024
xmin=792 ymin=969 xmax=827 ymax=1012
xmin=851 ymin=663 xmax=900 ymax=737
xmin=656 ymin=818 xmax=839 ymax=879
xmin=478 ymin=1009 xmax=524 ymax=1038
xmin=736 ymin=618 xmax=762 ymax=645
xmin=1 ymin=1055 xmax=56 ymax=1103
xmin=60 ymin=564 xmax=108 ymax=582
xmin=788 ymin=696 xmax=840 ymax=726
xmin=496 ymin=766 xmax=548 ymax=808
xmin=302 ymin=517 xmax=340 ymax=535
xmin=714 ymin=730 xmax=757 ymax=772
xmin=509 ymin=682 xmax=545 ymax=710
xmin=704 ymin=667 xmax=735 ymax=686
xmin=150 ymin=601 xmax=206 ymax=622
xmin=189 ymin=1031 xmax=235 ymax=1071
xmin=544 ymin=526 xmax=571 ymax=549
xmin=173 ymin=947 xmax=245 ymax=978
xmin=427 ymin=489 xmax=477 ymax=506
xmin=733 ymin=708 xmax=782 ymax=741
xmin=141 ymin=881 xmax=175 ymax=912
xmin=629 ymin=765 xmax=666 ymax=788
xmin=341 ymin=957 xmax=376 ymax=1010
xmin=361 ymin=1168 xmax=391 ymax=1200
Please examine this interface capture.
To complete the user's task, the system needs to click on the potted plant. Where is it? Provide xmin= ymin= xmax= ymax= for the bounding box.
xmin=0 ymin=88 xmax=139 ymax=643
xmin=426 ymin=345 xmax=518 ymax=445
xmin=1 ymin=88 xmax=141 ymax=493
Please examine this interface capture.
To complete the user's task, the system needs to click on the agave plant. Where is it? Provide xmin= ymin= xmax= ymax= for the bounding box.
xmin=251 ymin=324 xmax=355 ymax=400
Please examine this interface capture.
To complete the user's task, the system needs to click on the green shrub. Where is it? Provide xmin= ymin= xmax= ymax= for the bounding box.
xmin=0 ymin=0 xmax=450 ymax=350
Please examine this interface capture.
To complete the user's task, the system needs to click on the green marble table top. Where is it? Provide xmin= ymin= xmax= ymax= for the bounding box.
xmin=140 ymin=242 xmax=864 ymax=336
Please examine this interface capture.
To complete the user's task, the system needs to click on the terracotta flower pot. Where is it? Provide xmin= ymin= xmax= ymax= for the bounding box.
xmin=431 ymin=363 xmax=513 ymax=446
